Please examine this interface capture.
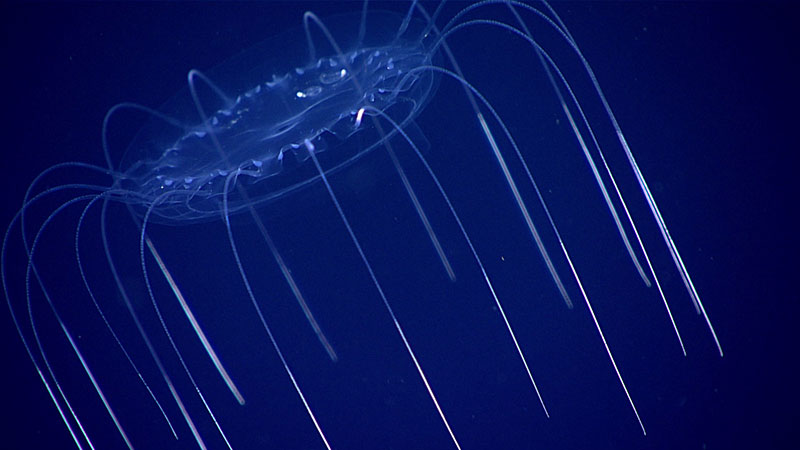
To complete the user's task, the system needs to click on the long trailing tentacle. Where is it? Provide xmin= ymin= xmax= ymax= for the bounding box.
xmin=303 ymin=138 xmax=463 ymax=450
xmin=220 ymin=171 xmax=334 ymax=450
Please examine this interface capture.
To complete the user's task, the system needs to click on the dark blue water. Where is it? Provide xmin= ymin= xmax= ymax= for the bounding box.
xmin=1 ymin=2 xmax=795 ymax=449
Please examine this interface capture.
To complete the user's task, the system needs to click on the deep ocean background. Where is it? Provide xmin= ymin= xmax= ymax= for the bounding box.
xmin=1 ymin=2 xmax=797 ymax=450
